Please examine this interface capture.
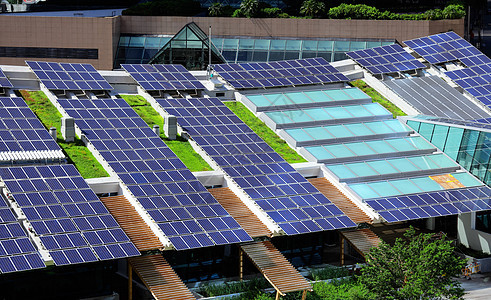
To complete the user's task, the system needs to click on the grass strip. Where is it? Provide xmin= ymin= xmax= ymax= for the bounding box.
xmin=225 ymin=101 xmax=306 ymax=164
xmin=119 ymin=94 xmax=212 ymax=172
xmin=350 ymin=79 xmax=406 ymax=117
xmin=19 ymin=90 xmax=109 ymax=179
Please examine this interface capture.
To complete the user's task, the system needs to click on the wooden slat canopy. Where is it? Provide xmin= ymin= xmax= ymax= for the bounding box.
xmin=240 ymin=241 xmax=312 ymax=297
xmin=340 ymin=229 xmax=381 ymax=257
xmin=100 ymin=195 xmax=162 ymax=251
xmin=308 ymin=178 xmax=372 ymax=224
xmin=208 ymin=187 xmax=272 ymax=238
xmin=129 ymin=255 xmax=195 ymax=300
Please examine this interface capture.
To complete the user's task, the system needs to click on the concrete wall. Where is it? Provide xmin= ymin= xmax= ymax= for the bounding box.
xmin=120 ymin=16 xmax=464 ymax=43
xmin=458 ymin=212 xmax=491 ymax=254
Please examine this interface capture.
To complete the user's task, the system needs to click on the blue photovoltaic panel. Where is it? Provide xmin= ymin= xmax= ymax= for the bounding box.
xmin=121 ymin=64 xmax=205 ymax=92
xmin=0 ymin=165 xmax=139 ymax=265
xmin=365 ymin=185 xmax=491 ymax=223
xmin=0 ymin=68 xmax=13 ymax=88
xmin=212 ymin=58 xmax=349 ymax=90
xmin=26 ymin=61 xmax=113 ymax=91
xmin=0 ymin=191 xmax=45 ymax=273
xmin=346 ymin=44 xmax=426 ymax=75
xmin=473 ymin=117 xmax=491 ymax=124
xmin=445 ymin=64 xmax=491 ymax=109
xmin=404 ymin=31 xmax=491 ymax=66
xmin=0 ymin=97 xmax=63 ymax=154
xmin=157 ymin=97 xmax=357 ymax=235
xmin=56 ymin=97 xmax=252 ymax=250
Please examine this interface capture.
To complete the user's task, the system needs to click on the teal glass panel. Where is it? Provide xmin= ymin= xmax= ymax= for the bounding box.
xmin=285 ymin=129 xmax=312 ymax=142
xmin=350 ymin=183 xmax=380 ymax=199
xmin=409 ymin=176 xmax=443 ymax=192
xmin=325 ymin=125 xmax=354 ymax=138
xmin=119 ymin=36 xmax=131 ymax=47
xmin=389 ymin=158 xmax=419 ymax=172
xmin=389 ymin=179 xmax=422 ymax=194
xmin=323 ymin=144 xmax=355 ymax=158
xmin=344 ymin=142 xmax=376 ymax=156
xmin=343 ymin=105 xmax=372 ymax=117
xmin=129 ymin=36 xmax=146 ymax=47
xmin=429 ymin=124 xmax=449 ymax=150
xmin=328 ymin=165 xmax=357 ymax=179
xmin=247 ymin=95 xmax=271 ymax=107
xmin=159 ymin=37 xmax=171 ymax=48
xmin=266 ymin=111 xmax=293 ymax=124
xmin=365 ymin=140 xmax=396 ymax=154
xmin=306 ymin=146 xmax=334 ymax=160
xmin=367 ymin=181 xmax=400 ymax=197
xmin=211 ymin=38 xmax=223 ymax=49
xmin=324 ymin=107 xmax=352 ymax=119
xmin=406 ymin=120 xmax=421 ymax=131
xmin=427 ymin=154 xmax=458 ymax=168
xmin=451 ymin=172 xmax=483 ymax=187
xmin=264 ymin=93 xmax=293 ymax=106
xmin=367 ymin=41 xmax=383 ymax=48
xmin=286 ymin=40 xmax=301 ymax=51
xmin=345 ymin=123 xmax=373 ymax=136
xmin=302 ymin=40 xmax=318 ymax=51
xmin=365 ymin=122 xmax=393 ymax=134
xmin=304 ymin=127 xmax=332 ymax=139
xmin=405 ymin=136 xmax=435 ymax=150
xmin=254 ymin=39 xmax=270 ymax=50
xmin=303 ymin=108 xmax=332 ymax=120
xmin=367 ymin=160 xmax=398 ymax=175
xmin=348 ymin=162 xmax=378 ymax=177
xmin=282 ymin=110 xmax=313 ymax=123
xmin=270 ymin=40 xmax=286 ymax=50
xmin=145 ymin=37 xmax=162 ymax=48
xmin=407 ymin=156 xmax=439 ymax=170
xmin=222 ymin=39 xmax=239 ymax=49
xmin=444 ymin=126 xmax=464 ymax=160
xmin=343 ymin=88 xmax=369 ymax=99
xmin=386 ymin=139 xmax=417 ymax=152
xmin=317 ymin=41 xmax=333 ymax=51
xmin=303 ymin=91 xmax=333 ymax=103
xmin=286 ymin=92 xmax=313 ymax=104
xmin=383 ymin=120 xmax=410 ymax=133
xmin=334 ymin=41 xmax=350 ymax=52
xmin=323 ymin=89 xmax=351 ymax=101
xmin=418 ymin=122 xmax=435 ymax=141
xmin=239 ymin=39 xmax=255 ymax=50
xmin=350 ymin=41 xmax=366 ymax=51
xmin=363 ymin=103 xmax=391 ymax=116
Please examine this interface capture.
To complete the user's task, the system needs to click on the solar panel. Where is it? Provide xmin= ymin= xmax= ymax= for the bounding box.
xmin=212 ymin=58 xmax=349 ymax=90
xmin=56 ymin=97 xmax=252 ymax=250
xmin=0 ymin=68 xmax=13 ymax=88
xmin=365 ymin=185 xmax=491 ymax=222
xmin=121 ymin=64 xmax=205 ymax=92
xmin=445 ymin=65 xmax=491 ymax=109
xmin=26 ymin=61 xmax=113 ymax=91
xmin=157 ymin=97 xmax=357 ymax=235
xmin=0 ymin=97 xmax=65 ymax=162
xmin=346 ymin=44 xmax=426 ymax=75
xmin=0 ymin=165 xmax=139 ymax=266
xmin=404 ymin=31 xmax=491 ymax=66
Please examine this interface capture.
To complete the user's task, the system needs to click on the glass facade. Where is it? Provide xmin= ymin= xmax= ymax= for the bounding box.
xmin=406 ymin=119 xmax=491 ymax=186
xmin=114 ymin=35 xmax=172 ymax=68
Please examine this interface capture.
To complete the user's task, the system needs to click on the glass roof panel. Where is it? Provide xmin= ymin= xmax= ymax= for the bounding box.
xmin=328 ymin=165 xmax=357 ymax=179
xmin=451 ymin=172 xmax=483 ymax=187
xmin=367 ymin=181 xmax=400 ymax=197
xmin=325 ymin=125 xmax=354 ymax=138
xmin=350 ymin=183 xmax=380 ymax=199
xmin=285 ymin=128 xmax=313 ymax=142
xmin=367 ymin=160 xmax=399 ymax=175
xmin=247 ymin=95 xmax=271 ymax=107
xmin=389 ymin=158 xmax=419 ymax=172
xmin=344 ymin=123 xmax=373 ymax=136
xmin=365 ymin=140 xmax=397 ymax=154
xmin=305 ymin=146 xmax=334 ymax=160
xmin=264 ymin=93 xmax=294 ymax=106
xmin=343 ymin=87 xmax=369 ymax=99
xmin=286 ymin=92 xmax=313 ymax=104
xmin=323 ymin=144 xmax=355 ymax=158
xmin=324 ymin=107 xmax=352 ymax=119
xmin=347 ymin=162 xmax=378 ymax=177
xmin=266 ymin=111 xmax=293 ymax=124
xmin=303 ymin=108 xmax=333 ymax=120
xmin=410 ymin=176 xmax=444 ymax=192
xmin=304 ymin=127 xmax=332 ymax=139
xmin=303 ymin=91 xmax=333 ymax=103
xmin=344 ymin=142 xmax=377 ymax=156
xmin=323 ymin=89 xmax=351 ymax=101
xmin=365 ymin=122 xmax=394 ymax=134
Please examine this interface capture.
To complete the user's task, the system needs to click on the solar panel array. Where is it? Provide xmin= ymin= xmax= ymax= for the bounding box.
xmin=403 ymin=31 xmax=491 ymax=66
xmin=473 ymin=117 xmax=491 ymax=124
xmin=121 ymin=64 xmax=205 ymax=91
xmin=445 ymin=65 xmax=491 ymax=108
xmin=0 ymin=68 xmax=13 ymax=88
xmin=365 ymin=185 xmax=491 ymax=223
xmin=56 ymin=97 xmax=252 ymax=250
xmin=26 ymin=61 xmax=113 ymax=91
xmin=0 ymin=186 xmax=45 ymax=273
xmin=0 ymin=97 xmax=64 ymax=161
xmin=158 ymin=97 xmax=357 ymax=235
xmin=1 ymin=165 xmax=139 ymax=266
xmin=346 ymin=44 xmax=426 ymax=75
xmin=212 ymin=58 xmax=349 ymax=89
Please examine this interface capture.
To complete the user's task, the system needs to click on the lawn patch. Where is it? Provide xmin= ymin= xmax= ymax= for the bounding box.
xmin=350 ymin=80 xmax=406 ymax=118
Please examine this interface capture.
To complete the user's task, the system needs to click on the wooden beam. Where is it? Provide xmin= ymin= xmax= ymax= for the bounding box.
xmin=301 ymin=290 xmax=308 ymax=300
xmin=275 ymin=290 xmax=280 ymax=300
xmin=128 ymin=262 xmax=133 ymax=300
xmin=340 ymin=235 xmax=345 ymax=266
xmin=239 ymin=248 xmax=244 ymax=281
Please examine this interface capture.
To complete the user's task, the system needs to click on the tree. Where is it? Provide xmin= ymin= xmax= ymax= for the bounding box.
xmin=239 ymin=0 xmax=259 ymax=18
xmin=358 ymin=227 xmax=466 ymax=299
xmin=208 ymin=2 xmax=223 ymax=17
xmin=300 ymin=0 xmax=325 ymax=18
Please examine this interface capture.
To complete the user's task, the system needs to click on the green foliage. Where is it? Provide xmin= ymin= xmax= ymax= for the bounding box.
xmin=423 ymin=9 xmax=444 ymax=20
xmin=261 ymin=7 xmax=284 ymax=18
xmin=311 ymin=265 xmax=349 ymax=281
xmin=350 ymin=80 xmax=406 ymax=118
xmin=199 ymin=277 xmax=269 ymax=297
xmin=119 ymin=95 xmax=212 ymax=172
xmin=358 ymin=227 xmax=467 ymax=299
xmin=225 ymin=101 xmax=306 ymax=164
xmin=328 ymin=3 xmax=381 ymax=20
xmin=122 ymin=0 xmax=203 ymax=16
xmin=309 ymin=278 xmax=374 ymax=300
xmin=443 ymin=4 xmax=466 ymax=19
xmin=240 ymin=0 xmax=259 ymax=18
xmin=208 ymin=2 xmax=224 ymax=17
xmin=232 ymin=8 xmax=245 ymax=17
xmin=20 ymin=90 xmax=109 ymax=179
xmin=300 ymin=0 xmax=325 ymax=18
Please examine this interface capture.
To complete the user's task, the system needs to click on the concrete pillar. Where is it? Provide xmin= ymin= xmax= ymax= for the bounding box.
xmin=61 ymin=117 xmax=75 ymax=142
xmin=153 ymin=125 xmax=160 ymax=136
xmin=164 ymin=115 xmax=177 ymax=140
xmin=426 ymin=217 xmax=436 ymax=230
xmin=49 ymin=127 xmax=57 ymax=140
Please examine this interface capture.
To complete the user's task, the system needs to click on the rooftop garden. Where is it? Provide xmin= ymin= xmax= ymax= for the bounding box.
xmin=225 ymin=101 xmax=307 ymax=164
xmin=119 ymin=95 xmax=213 ymax=172
xmin=350 ymin=80 xmax=406 ymax=118
xmin=19 ymin=90 xmax=109 ymax=179
xmin=123 ymin=0 xmax=465 ymax=20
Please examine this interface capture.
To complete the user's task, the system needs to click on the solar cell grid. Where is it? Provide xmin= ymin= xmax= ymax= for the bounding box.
xmin=157 ymin=97 xmax=356 ymax=235
xmin=56 ymin=97 xmax=252 ymax=250
xmin=26 ymin=61 xmax=113 ymax=91
xmin=445 ymin=65 xmax=491 ymax=109
xmin=0 ymin=68 xmax=13 ymax=88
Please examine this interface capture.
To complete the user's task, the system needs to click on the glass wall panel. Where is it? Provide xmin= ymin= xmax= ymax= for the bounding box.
xmin=254 ymin=39 xmax=270 ymax=50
